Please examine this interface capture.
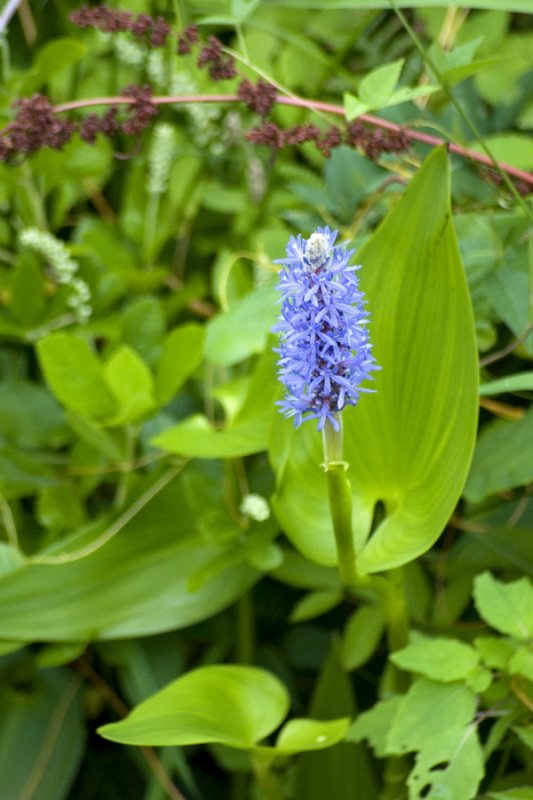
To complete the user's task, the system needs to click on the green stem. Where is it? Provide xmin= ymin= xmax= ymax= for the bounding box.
xmin=384 ymin=567 xmax=409 ymax=653
xmin=322 ymin=416 xmax=357 ymax=588
xmin=252 ymin=755 xmax=281 ymax=800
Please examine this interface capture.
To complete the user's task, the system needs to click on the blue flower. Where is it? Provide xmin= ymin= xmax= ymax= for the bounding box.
xmin=272 ymin=227 xmax=379 ymax=431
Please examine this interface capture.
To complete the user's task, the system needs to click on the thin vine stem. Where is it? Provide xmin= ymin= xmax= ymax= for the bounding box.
xmin=49 ymin=94 xmax=533 ymax=188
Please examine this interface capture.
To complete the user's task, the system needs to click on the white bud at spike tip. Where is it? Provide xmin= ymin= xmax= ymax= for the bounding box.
xmin=304 ymin=232 xmax=330 ymax=272
xmin=239 ymin=494 xmax=270 ymax=522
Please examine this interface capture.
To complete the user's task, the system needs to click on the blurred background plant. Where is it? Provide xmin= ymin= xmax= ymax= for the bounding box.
xmin=0 ymin=2 xmax=531 ymax=799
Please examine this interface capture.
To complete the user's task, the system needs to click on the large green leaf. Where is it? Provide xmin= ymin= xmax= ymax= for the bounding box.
xmin=0 ymin=473 xmax=257 ymax=642
xmin=99 ymin=665 xmax=290 ymax=748
xmin=271 ymin=148 xmax=478 ymax=573
xmin=99 ymin=662 xmax=349 ymax=757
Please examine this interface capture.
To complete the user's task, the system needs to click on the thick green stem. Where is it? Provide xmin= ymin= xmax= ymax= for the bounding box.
xmin=322 ymin=416 xmax=357 ymax=588
xmin=252 ymin=754 xmax=281 ymax=800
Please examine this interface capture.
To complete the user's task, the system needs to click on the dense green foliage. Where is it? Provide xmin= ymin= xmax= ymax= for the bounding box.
xmin=0 ymin=2 xmax=532 ymax=799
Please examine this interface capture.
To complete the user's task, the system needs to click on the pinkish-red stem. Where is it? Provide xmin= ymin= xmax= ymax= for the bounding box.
xmin=52 ymin=92 xmax=533 ymax=187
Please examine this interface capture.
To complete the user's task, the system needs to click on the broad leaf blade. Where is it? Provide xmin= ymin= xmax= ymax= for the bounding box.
xmin=99 ymin=665 xmax=289 ymax=748
xmin=271 ymin=148 xmax=478 ymax=573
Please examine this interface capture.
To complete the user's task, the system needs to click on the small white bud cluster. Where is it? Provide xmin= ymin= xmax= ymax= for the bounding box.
xmin=147 ymin=123 xmax=176 ymax=195
xmin=239 ymin=494 xmax=271 ymax=522
xmin=305 ymin=232 xmax=330 ymax=272
xmin=19 ymin=228 xmax=92 ymax=323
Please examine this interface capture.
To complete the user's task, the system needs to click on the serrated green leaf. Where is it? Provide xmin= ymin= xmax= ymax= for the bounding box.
xmin=408 ymin=725 xmax=484 ymax=800
xmin=474 ymin=572 xmax=533 ymax=640
xmin=474 ymin=636 xmax=515 ymax=669
xmin=99 ymin=665 xmax=289 ymax=748
xmin=271 ymin=147 xmax=478 ymax=573
xmin=347 ymin=696 xmax=402 ymax=757
xmin=390 ymin=637 xmax=480 ymax=682
xmin=386 ymin=679 xmax=477 ymax=755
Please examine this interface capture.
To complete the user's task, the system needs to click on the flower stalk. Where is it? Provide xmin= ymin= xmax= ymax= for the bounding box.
xmin=273 ymin=227 xmax=379 ymax=586
xmin=322 ymin=416 xmax=358 ymax=587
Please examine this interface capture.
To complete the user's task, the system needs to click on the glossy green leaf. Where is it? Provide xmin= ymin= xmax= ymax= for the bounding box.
xmin=37 ymin=333 xmax=118 ymax=422
xmin=104 ymin=345 xmax=155 ymax=425
xmin=0 ymin=668 xmax=84 ymax=800
xmin=155 ymin=323 xmax=205 ymax=406
xmin=342 ymin=605 xmax=386 ymax=671
xmin=390 ymin=637 xmax=480 ymax=682
xmin=0 ymin=474 xmax=257 ymax=641
xmin=289 ymin=589 xmax=343 ymax=623
xmin=99 ymin=665 xmax=289 ymax=748
xmin=464 ymin=407 xmax=533 ymax=502
xmin=274 ymin=717 xmax=349 ymax=754
xmin=474 ymin=572 xmax=533 ymax=640
xmin=271 ymin=147 xmax=478 ymax=573
xmin=152 ymin=413 xmax=270 ymax=459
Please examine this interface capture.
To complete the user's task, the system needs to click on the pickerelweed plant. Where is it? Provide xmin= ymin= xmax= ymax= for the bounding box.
xmin=273 ymin=227 xmax=379 ymax=587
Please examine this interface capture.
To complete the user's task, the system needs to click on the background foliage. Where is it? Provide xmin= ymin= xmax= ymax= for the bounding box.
xmin=0 ymin=1 xmax=531 ymax=799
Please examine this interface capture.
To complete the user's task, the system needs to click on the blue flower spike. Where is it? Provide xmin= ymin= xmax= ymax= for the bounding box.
xmin=273 ymin=227 xmax=379 ymax=432
xmin=273 ymin=227 xmax=379 ymax=587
